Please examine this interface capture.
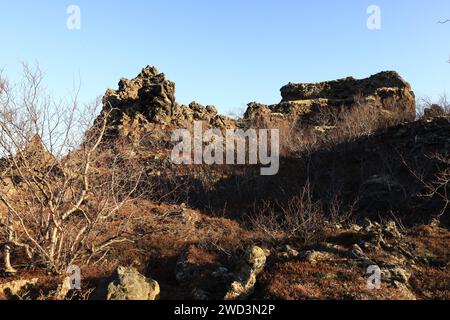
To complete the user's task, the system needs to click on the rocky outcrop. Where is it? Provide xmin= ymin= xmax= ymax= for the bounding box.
xmin=260 ymin=219 xmax=428 ymax=300
xmin=0 ymin=135 xmax=56 ymax=221
xmin=101 ymin=67 xmax=416 ymax=138
xmin=280 ymin=71 xmax=413 ymax=103
xmin=0 ymin=278 xmax=38 ymax=297
xmin=92 ymin=266 xmax=160 ymax=300
xmin=300 ymin=250 xmax=334 ymax=264
xmin=101 ymin=66 xmax=236 ymax=137
xmin=103 ymin=66 xmax=176 ymax=126
xmin=0 ymin=135 xmax=55 ymax=172
xmin=276 ymin=245 xmax=300 ymax=259
xmin=244 ymin=71 xmax=416 ymax=125
xmin=224 ymin=246 xmax=269 ymax=300
xmin=423 ymin=104 xmax=447 ymax=119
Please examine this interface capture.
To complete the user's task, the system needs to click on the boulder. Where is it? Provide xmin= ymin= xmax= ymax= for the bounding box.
xmin=384 ymin=266 xmax=411 ymax=284
xmin=0 ymin=278 xmax=38 ymax=297
xmin=244 ymin=245 xmax=267 ymax=274
xmin=54 ymin=277 xmax=73 ymax=300
xmin=384 ymin=220 xmax=402 ymax=239
xmin=277 ymin=245 xmax=300 ymax=259
xmin=224 ymin=246 xmax=268 ymax=300
xmin=300 ymin=250 xmax=333 ymax=264
xmin=224 ymin=265 xmax=257 ymax=301
xmin=350 ymin=244 xmax=376 ymax=266
xmin=359 ymin=174 xmax=406 ymax=211
xmin=389 ymin=267 xmax=411 ymax=284
xmin=430 ymin=218 xmax=440 ymax=229
xmin=92 ymin=266 xmax=160 ymax=300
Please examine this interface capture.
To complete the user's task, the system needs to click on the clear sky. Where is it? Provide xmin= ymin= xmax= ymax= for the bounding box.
xmin=1 ymin=0 xmax=449 ymax=115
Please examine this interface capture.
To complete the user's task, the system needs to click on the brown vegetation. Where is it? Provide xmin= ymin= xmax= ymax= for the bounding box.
xmin=0 ymin=65 xmax=448 ymax=300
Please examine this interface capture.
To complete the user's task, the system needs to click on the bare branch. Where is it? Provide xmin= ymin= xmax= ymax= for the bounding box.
xmin=0 ymin=64 xmax=145 ymax=273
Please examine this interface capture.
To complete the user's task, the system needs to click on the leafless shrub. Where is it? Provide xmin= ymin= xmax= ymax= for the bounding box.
xmin=280 ymin=125 xmax=320 ymax=157
xmin=0 ymin=64 xmax=143 ymax=274
xmin=248 ymin=201 xmax=285 ymax=243
xmin=332 ymin=100 xmax=384 ymax=141
xmin=423 ymin=154 xmax=450 ymax=220
xmin=437 ymin=96 xmax=450 ymax=114
xmin=250 ymin=183 xmax=326 ymax=245
xmin=399 ymin=148 xmax=449 ymax=223
xmin=278 ymin=95 xmax=410 ymax=157
xmin=328 ymin=195 xmax=356 ymax=227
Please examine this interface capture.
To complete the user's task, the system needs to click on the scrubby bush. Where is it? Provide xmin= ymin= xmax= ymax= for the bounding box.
xmin=0 ymin=65 xmax=143 ymax=273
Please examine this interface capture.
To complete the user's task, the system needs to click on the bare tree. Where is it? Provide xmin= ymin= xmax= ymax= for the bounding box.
xmin=0 ymin=64 xmax=143 ymax=273
xmin=423 ymin=154 xmax=450 ymax=220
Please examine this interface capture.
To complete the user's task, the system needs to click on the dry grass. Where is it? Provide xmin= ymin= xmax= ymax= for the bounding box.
xmin=257 ymin=224 xmax=450 ymax=300
xmin=258 ymin=261 xmax=387 ymax=300
xmin=409 ymin=267 xmax=450 ymax=300
xmin=249 ymin=183 xmax=326 ymax=245
xmin=1 ymin=66 xmax=448 ymax=300
xmin=273 ymin=95 xmax=413 ymax=157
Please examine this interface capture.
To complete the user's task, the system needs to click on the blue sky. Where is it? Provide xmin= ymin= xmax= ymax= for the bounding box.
xmin=1 ymin=0 xmax=449 ymax=115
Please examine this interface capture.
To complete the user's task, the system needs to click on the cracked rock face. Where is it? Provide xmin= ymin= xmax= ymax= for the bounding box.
xmin=100 ymin=66 xmax=236 ymax=137
xmin=103 ymin=66 xmax=177 ymax=126
xmin=280 ymin=71 xmax=413 ymax=102
xmin=224 ymin=246 xmax=269 ymax=300
xmin=244 ymin=71 xmax=416 ymax=125
xmin=92 ymin=266 xmax=160 ymax=300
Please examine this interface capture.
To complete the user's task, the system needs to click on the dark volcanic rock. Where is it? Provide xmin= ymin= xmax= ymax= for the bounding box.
xmin=424 ymin=104 xmax=446 ymax=119
xmin=280 ymin=71 xmax=413 ymax=102
xmin=100 ymin=66 xmax=236 ymax=135
xmin=92 ymin=266 xmax=160 ymax=300
xmin=103 ymin=66 xmax=177 ymax=126
xmin=244 ymin=71 xmax=416 ymax=125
